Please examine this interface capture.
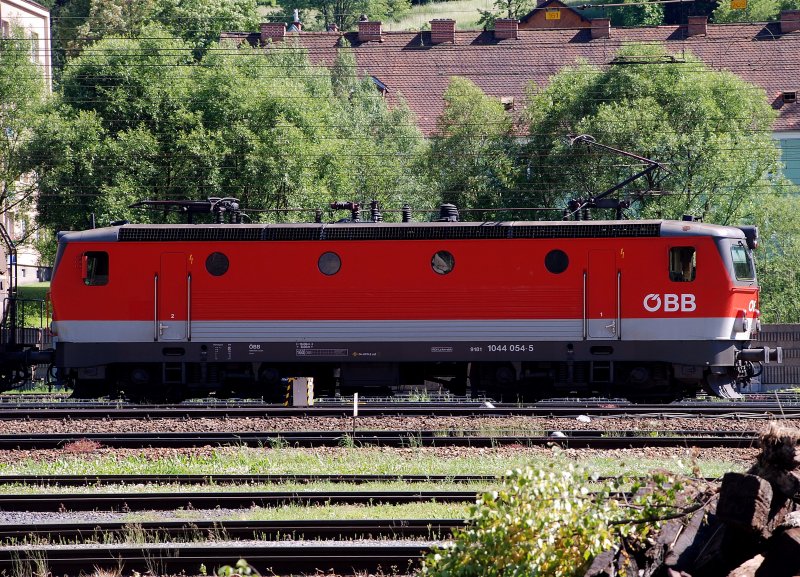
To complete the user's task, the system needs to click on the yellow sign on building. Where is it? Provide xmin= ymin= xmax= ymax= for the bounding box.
xmin=731 ymin=0 xmax=747 ymax=9
xmin=545 ymin=8 xmax=561 ymax=19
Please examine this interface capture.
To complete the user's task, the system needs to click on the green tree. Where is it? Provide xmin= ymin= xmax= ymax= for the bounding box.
xmin=31 ymin=32 xmax=428 ymax=237
xmin=478 ymin=0 xmax=535 ymax=30
xmin=428 ymin=77 xmax=518 ymax=216
xmin=712 ymin=0 xmax=799 ymax=23
xmin=0 ymin=28 xmax=48 ymax=231
xmin=280 ymin=0 xmax=410 ymax=32
xmin=524 ymin=44 xmax=782 ymax=225
xmin=52 ymin=0 xmax=258 ymax=63
xmin=754 ymin=193 xmax=800 ymax=323
xmin=613 ymin=0 xmax=664 ymax=26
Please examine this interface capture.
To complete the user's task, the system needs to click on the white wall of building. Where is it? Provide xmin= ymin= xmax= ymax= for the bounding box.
xmin=0 ymin=0 xmax=51 ymax=288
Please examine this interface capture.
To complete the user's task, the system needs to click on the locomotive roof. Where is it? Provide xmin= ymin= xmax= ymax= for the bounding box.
xmin=58 ymin=219 xmax=747 ymax=243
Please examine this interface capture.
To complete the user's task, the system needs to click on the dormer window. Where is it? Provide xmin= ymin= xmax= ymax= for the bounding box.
xmin=783 ymin=91 xmax=797 ymax=104
xmin=501 ymin=96 xmax=514 ymax=111
xmin=371 ymin=76 xmax=388 ymax=96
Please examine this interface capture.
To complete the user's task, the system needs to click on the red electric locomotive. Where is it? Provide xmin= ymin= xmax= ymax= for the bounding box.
xmin=46 ymin=199 xmax=780 ymax=401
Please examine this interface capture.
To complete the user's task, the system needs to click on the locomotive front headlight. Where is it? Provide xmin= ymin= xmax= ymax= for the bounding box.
xmin=739 ymin=309 xmax=748 ymax=332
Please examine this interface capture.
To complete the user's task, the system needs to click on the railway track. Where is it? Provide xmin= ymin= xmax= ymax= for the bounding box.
xmin=0 ymin=397 xmax=799 ymax=419
xmin=0 ymin=541 xmax=432 ymax=575
xmin=0 ymin=429 xmax=763 ymax=449
xmin=0 ymin=473 xmax=497 ymax=486
xmin=0 ymin=489 xmax=478 ymax=512
xmin=0 ymin=518 xmax=463 ymax=543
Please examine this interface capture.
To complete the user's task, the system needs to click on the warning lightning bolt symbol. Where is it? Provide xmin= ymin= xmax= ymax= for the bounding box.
xmin=619 ymin=248 xmax=625 ymax=259
xmin=189 ymin=254 xmax=194 ymax=264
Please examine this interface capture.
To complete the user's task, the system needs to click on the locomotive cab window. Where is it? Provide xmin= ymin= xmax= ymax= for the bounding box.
xmin=669 ymin=247 xmax=695 ymax=282
xmin=82 ymin=251 xmax=109 ymax=286
xmin=731 ymin=242 xmax=755 ymax=281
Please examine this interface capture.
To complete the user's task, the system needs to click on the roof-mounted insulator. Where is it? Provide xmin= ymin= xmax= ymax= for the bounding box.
xmin=438 ymin=204 xmax=459 ymax=222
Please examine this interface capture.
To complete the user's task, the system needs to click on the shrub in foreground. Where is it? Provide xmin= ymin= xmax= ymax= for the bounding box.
xmin=422 ymin=463 xmax=686 ymax=577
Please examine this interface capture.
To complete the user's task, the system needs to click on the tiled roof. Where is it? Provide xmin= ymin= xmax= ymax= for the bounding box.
xmin=233 ymin=23 xmax=800 ymax=136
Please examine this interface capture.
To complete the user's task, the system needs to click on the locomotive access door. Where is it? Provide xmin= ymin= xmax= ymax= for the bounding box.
xmin=157 ymin=253 xmax=188 ymax=341
xmin=587 ymin=250 xmax=618 ymax=339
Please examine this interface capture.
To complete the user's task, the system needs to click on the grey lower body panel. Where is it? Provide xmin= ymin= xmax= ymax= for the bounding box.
xmin=57 ymin=339 xmax=742 ymax=368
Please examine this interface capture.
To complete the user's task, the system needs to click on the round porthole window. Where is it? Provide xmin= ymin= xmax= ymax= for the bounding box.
xmin=318 ymin=252 xmax=341 ymax=276
xmin=545 ymin=249 xmax=569 ymax=274
xmin=431 ymin=251 xmax=455 ymax=275
xmin=205 ymin=252 xmax=229 ymax=276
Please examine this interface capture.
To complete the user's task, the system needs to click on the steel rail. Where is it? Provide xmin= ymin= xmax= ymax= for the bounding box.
xmin=0 ymin=490 xmax=479 ymax=512
xmin=0 ymin=401 xmax=797 ymax=419
xmin=0 ymin=430 xmax=763 ymax=449
xmin=0 ymin=518 xmax=465 ymax=543
xmin=0 ymin=542 xmax=432 ymax=575
xmin=0 ymin=473 xmax=497 ymax=486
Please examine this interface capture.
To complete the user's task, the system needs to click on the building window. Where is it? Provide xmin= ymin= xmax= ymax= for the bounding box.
xmin=30 ymin=32 xmax=39 ymax=63
xmin=669 ymin=247 xmax=696 ymax=282
xmin=1 ymin=21 xmax=9 ymax=39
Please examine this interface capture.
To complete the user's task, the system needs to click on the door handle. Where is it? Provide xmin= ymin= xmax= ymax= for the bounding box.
xmin=605 ymin=320 xmax=616 ymax=334
xmin=159 ymin=322 xmax=169 ymax=336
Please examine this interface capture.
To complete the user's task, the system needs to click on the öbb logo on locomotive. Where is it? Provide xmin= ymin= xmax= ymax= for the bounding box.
xmin=642 ymin=293 xmax=697 ymax=313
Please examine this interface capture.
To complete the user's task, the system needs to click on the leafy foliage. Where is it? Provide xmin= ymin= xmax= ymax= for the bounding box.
xmin=30 ymin=32 xmax=429 ymax=235
xmin=277 ymin=0 xmax=410 ymax=32
xmin=0 ymin=27 xmax=48 ymax=222
xmin=422 ymin=464 xmax=688 ymax=577
xmin=478 ymin=0 xmax=535 ymax=30
xmin=217 ymin=559 xmax=261 ymax=577
xmin=523 ymin=44 xmax=782 ymax=225
xmin=753 ymin=194 xmax=800 ymax=323
xmin=52 ymin=0 xmax=259 ymax=63
xmin=712 ymin=0 xmax=800 ymax=23
xmin=428 ymin=77 xmax=518 ymax=217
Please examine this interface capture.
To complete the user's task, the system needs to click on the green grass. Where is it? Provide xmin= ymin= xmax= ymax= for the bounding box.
xmin=0 ymin=480 xmax=497 ymax=495
xmin=0 ymin=446 xmax=748 ymax=479
xmin=13 ymin=282 xmax=50 ymax=328
xmin=386 ymin=0 xmax=495 ymax=31
xmin=124 ymin=501 xmax=469 ymax=523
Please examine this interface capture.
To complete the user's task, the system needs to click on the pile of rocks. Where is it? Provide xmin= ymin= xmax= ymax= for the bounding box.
xmin=587 ymin=424 xmax=800 ymax=577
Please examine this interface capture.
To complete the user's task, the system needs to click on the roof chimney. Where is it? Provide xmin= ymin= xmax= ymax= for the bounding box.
xmin=260 ymin=22 xmax=286 ymax=43
xmin=288 ymin=8 xmax=302 ymax=32
xmin=687 ymin=15 xmax=707 ymax=37
xmin=781 ymin=10 xmax=800 ymax=33
xmin=495 ymin=18 xmax=518 ymax=40
xmin=590 ymin=18 xmax=610 ymax=39
xmin=358 ymin=20 xmax=383 ymax=42
xmin=430 ymin=19 xmax=456 ymax=44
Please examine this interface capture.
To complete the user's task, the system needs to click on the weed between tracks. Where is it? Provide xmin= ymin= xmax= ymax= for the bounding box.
xmin=9 ymin=549 xmax=49 ymax=577
xmin=0 ymin=445 xmax=748 ymax=478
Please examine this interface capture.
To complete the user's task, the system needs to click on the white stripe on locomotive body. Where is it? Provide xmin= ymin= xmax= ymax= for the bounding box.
xmin=53 ymin=318 xmax=753 ymax=343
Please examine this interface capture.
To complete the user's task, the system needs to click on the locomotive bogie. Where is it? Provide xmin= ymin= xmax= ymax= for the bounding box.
xmin=49 ymin=219 xmax=775 ymax=401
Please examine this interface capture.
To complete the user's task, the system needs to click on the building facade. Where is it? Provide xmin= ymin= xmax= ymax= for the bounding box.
xmin=0 ymin=0 xmax=51 ymax=291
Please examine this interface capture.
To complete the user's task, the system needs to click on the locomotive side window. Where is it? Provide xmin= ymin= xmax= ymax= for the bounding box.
xmin=544 ymin=249 xmax=569 ymax=274
xmin=431 ymin=251 xmax=455 ymax=275
xmin=669 ymin=247 xmax=696 ymax=282
xmin=205 ymin=252 xmax=229 ymax=276
xmin=318 ymin=252 xmax=341 ymax=276
xmin=83 ymin=251 xmax=109 ymax=286
xmin=731 ymin=243 xmax=755 ymax=280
